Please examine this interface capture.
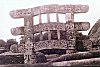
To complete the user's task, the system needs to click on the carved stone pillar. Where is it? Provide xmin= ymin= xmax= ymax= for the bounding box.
xmin=57 ymin=30 xmax=60 ymax=40
xmin=47 ymin=13 xmax=51 ymax=40
xmin=56 ymin=13 xmax=59 ymax=22
xmin=39 ymin=14 xmax=43 ymax=41
xmin=56 ymin=13 xmax=60 ymax=40
xmin=40 ymin=31 xmax=43 ymax=41
xmin=65 ymin=13 xmax=76 ymax=54
xmin=24 ymin=16 xmax=37 ymax=64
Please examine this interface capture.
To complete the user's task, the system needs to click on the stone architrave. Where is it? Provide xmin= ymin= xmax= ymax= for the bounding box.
xmin=9 ymin=4 xmax=89 ymax=18
xmin=11 ymin=22 xmax=90 ymax=36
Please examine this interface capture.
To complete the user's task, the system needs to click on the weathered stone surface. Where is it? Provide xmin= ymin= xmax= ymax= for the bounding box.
xmin=34 ymin=40 xmax=74 ymax=51
xmin=89 ymin=19 xmax=100 ymax=36
xmin=1 ymin=50 xmax=100 ymax=65
xmin=52 ymin=57 xmax=100 ymax=66
xmin=0 ymin=63 xmax=52 ymax=67
xmin=9 ymin=4 xmax=89 ymax=18
xmin=33 ymin=22 xmax=66 ymax=32
xmin=24 ymin=16 xmax=36 ymax=64
xmin=89 ymin=19 xmax=100 ymax=43
xmin=0 ymin=53 xmax=24 ymax=64
xmin=11 ymin=22 xmax=90 ymax=36
xmin=11 ymin=26 xmax=24 ymax=36
xmin=74 ymin=22 xmax=90 ymax=31
xmin=9 ymin=4 xmax=90 ymax=64
xmin=88 ymin=19 xmax=100 ymax=50
xmin=48 ymin=50 xmax=100 ymax=63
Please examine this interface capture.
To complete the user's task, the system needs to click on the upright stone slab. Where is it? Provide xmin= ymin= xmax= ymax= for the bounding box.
xmin=24 ymin=16 xmax=36 ymax=64
xmin=65 ymin=12 xmax=75 ymax=53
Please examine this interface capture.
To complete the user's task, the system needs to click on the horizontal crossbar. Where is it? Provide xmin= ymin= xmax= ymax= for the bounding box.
xmin=10 ymin=4 xmax=89 ymax=18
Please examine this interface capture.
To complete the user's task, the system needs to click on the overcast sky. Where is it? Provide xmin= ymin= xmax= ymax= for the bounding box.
xmin=0 ymin=0 xmax=100 ymax=42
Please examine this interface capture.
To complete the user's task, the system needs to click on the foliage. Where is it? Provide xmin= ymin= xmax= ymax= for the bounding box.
xmin=0 ymin=39 xmax=6 ymax=47
xmin=10 ymin=44 xmax=18 ymax=53
xmin=5 ymin=39 xmax=18 ymax=51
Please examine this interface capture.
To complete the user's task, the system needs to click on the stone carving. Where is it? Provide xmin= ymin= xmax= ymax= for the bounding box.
xmin=89 ymin=19 xmax=100 ymax=40
xmin=34 ymin=22 xmax=66 ymax=32
xmin=88 ymin=19 xmax=100 ymax=50
xmin=11 ymin=22 xmax=90 ymax=36
xmin=9 ymin=4 xmax=89 ymax=18
xmin=9 ymin=4 xmax=90 ymax=64
xmin=11 ymin=26 xmax=25 ymax=36
xmin=1 ymin=4 xmax=100 ymax=66
xmin=74 ymin=22 xmax=90 ymax=31
xmin=34 ymin=40 xmax=73 ymax=51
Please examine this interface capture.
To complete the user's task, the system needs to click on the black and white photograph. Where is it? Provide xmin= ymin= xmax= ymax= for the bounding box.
xmin=0 ymin=0 xmax=100 ymax=66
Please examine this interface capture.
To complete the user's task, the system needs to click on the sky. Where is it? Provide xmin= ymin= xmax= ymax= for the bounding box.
xmin=0 ymin=0 xmax=100 ymax=42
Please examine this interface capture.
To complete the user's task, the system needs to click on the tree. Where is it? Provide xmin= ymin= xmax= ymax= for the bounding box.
xmin=10 ymin=43 xmax=18 ymax=53
xmin=5 ymin=39 xmax=18 ymax=51
xmin=0 ymin=39 xmax=6 ymax=47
